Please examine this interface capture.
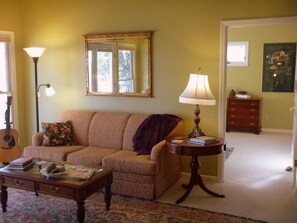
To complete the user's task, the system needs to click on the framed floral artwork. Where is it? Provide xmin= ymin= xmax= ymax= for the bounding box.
xmin=262 ymin=43 xmax=296 ymax=92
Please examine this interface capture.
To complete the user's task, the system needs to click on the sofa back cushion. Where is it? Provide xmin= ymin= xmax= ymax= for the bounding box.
xmin=59 ymin=110 xmax=96 ymax=146
xmin=122 ymin=114 xmax=150 ymax=151
xmin=132 ymin=114 xmax=182 ymax=155
xmin=88 ymin=112 xmax=131 ymax=149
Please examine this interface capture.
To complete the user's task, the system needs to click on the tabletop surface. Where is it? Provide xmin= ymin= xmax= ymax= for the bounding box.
xmin=166 ymin=136 xmax=225 ymax=156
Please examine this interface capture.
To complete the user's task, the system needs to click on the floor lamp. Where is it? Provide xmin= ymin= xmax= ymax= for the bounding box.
xmin=179 ymin=73 xmax=216 ymax=138
xmin=24 ymin=47 xmax=55 ymax=132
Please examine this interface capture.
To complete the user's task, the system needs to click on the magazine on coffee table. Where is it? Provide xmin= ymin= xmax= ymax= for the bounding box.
xmin=40 ymin=163 xmax=102 ymax=180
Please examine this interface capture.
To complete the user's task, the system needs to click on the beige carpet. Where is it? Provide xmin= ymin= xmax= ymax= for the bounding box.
xmin=158 ymin=131 xmax=297 ymax=223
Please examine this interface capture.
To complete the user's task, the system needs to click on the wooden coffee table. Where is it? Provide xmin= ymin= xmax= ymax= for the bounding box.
xmin=0 ymin=161 xmax=113 ymax=223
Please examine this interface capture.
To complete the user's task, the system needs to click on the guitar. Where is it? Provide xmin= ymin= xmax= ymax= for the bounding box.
xmin=0 ymin=96 xmax=21 ymax=163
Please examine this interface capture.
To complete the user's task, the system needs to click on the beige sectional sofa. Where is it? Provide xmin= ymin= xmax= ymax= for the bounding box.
xmin=24 ymin=110 xmax=183 ymax=199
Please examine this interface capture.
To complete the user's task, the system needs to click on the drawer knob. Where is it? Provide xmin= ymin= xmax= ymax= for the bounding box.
xmin=50 ymin=186 xmax=59 ymax=193
xmin=14 ymin=179 xmax=23 ymax=186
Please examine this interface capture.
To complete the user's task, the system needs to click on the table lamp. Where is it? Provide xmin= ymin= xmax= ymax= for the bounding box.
xmin=179 ymin=73 xmax=216 ymax=138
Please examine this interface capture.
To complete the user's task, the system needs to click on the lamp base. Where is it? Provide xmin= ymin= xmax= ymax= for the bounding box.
xmin=188 ymin=104 xmax=206 ymax=138
xmin=188 ymin=127 xmax=205 ymax=138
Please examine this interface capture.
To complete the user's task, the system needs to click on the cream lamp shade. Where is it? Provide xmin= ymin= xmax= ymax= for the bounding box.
xmin=23 ymin=47 xmax=46 ymax=58
xmin=179 ymin=73 xmax=216 ymax=138
xmin=37 ymin=84 xmax=56 ymax=97
xmin=179 ymin=74 xmax=216 ymax=105
xmin=45 ymin=86 xmax=56 ymax=96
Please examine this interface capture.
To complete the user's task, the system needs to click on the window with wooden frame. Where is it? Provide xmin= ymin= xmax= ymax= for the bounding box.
xmin=0 ymin=31 xmax=18 ymax=130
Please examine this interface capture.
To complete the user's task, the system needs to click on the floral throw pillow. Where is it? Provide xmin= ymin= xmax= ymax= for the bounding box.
xmin=41 ymin=121 xmax=76 ymax=146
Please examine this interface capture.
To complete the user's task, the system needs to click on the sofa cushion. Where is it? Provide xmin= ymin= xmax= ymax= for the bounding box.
xmin=132 ymin=114 xmax=182 ymax=155
xmin=66 ymin=146 xmax=119 ymax=166
xmin=88 ymin=112 xmax=131 ymax=149
xmin=41 ymin=121 xmax=76 ymax=146
xmin=102 ymin=150 xmax=159 ymax=175
xmin=59 ymin=110 xmax=96 ymax=146
xmin=23 ymin=145 xmax=84 ymax=161
xmin=122 ymin=114 xmax=150 ymax=151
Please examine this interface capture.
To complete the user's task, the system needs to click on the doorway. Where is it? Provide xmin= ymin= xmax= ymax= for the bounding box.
xmin=218 ymin=16 xmax=297 ymax=182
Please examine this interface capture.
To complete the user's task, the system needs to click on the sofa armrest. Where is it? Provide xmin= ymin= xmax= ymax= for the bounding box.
xmin=150 ymin=140 xmax=180 ymax=177
xmin=150 ymin=140 xmax=167 ymax=161
xmin=151 ymin=119 xmax=184 ymax=161
xmin=32 ymin=132 xmax=44 ymax=146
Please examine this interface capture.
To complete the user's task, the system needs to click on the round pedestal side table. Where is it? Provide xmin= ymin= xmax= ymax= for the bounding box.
xmin=166 ymin=137 xmax=225 ymax=204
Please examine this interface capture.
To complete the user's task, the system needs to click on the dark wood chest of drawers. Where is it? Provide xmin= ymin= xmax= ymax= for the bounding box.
xmin=226 ymin=97 xmax=262 ymax=134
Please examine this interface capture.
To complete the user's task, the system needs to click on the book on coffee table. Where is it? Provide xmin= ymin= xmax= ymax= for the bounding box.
xmin=9 ymin=157 xmax=33 ymax=167
xmin=187 ymin=136 xmax=219 ymax=145
xmin=8 ymin=157 xmax=34 ymax=171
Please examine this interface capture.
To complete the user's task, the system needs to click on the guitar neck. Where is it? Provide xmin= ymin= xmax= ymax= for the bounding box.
xmin=5 ymin=105 xmax=11 ymax=135
xmin=4 ymin=96 xmax=12 ymax=137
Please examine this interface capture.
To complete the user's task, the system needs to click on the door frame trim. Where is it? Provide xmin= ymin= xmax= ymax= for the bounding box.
xmin=218 ymin=16 xmax=297 ymax=182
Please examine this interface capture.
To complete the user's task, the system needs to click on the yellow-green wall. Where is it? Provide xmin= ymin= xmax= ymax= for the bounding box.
xmin=227 ymin=24 xmax=297 ymax=130
xmin=1 ymin=0 xmax=297 ymax=175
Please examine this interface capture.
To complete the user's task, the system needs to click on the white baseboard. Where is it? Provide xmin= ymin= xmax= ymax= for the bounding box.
xmin=181 ymin=172 xmax=219 ymax=182
xmin=262 ymin=128 xmax=292 ymax=134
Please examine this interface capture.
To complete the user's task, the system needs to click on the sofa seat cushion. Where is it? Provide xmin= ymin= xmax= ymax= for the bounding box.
xmin=66 ymin=146 xmax=119 ymax=166
xmin=23 ymin=145 xmax=84 ymax=161
xmin=102 ymin=150 xmax=159 ymax=175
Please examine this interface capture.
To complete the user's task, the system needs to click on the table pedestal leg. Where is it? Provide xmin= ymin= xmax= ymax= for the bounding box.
xmin=176 ymin=155 xmax=225 ymax=204
xmin=104 ymin=184 xmax=111 ymax=211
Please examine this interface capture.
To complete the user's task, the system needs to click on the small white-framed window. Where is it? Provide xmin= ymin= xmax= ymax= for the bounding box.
xmin=88 ymin=42 xmax=136 ymax=93
xmin=227 ymin=41 xmax=249 ymax=66
xmin=0 ymin=31 xmax=18 ymax=130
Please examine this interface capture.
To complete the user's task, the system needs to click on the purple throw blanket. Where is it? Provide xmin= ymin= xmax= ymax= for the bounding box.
xmin=133 ymin=114 xmax=182 ymax=155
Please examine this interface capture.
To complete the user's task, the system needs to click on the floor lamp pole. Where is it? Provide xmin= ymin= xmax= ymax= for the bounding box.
xmin=23 ymin=47 xmax=46 ymax=133
xmin=33 ymin=57 xmax=39 ymax=132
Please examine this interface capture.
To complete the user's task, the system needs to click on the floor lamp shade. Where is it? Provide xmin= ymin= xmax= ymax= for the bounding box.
xmin=23 ymin=47 xmax=46 ymax=58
